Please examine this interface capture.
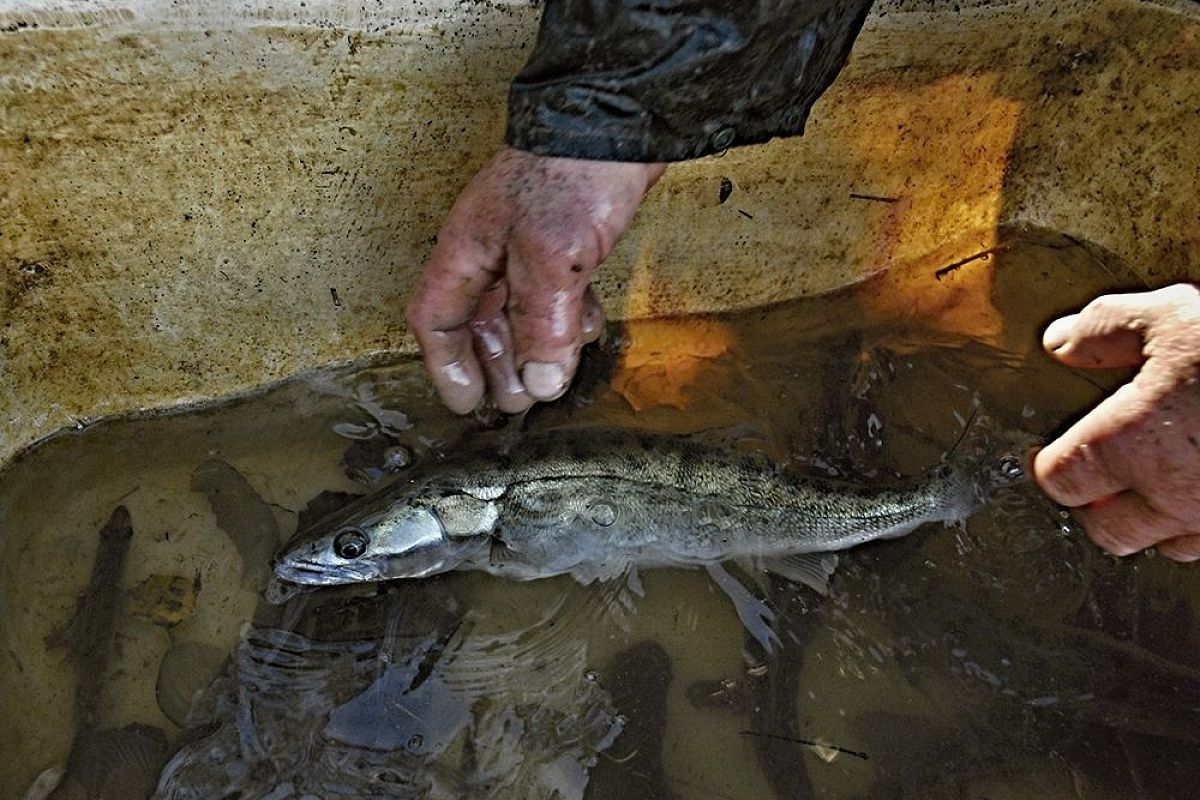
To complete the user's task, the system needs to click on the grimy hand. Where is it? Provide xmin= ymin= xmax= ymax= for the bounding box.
xmin=1034 ymin=284 xmax=1200 ymax=561
xmin=406 ymin=148 xmax=666 ymax=414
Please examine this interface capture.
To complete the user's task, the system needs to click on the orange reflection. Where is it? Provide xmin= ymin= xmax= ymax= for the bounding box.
xmin=843 ymin=73 xmax=1023 ymax=339
xmin=611 ymin=317 xmax=736 ymax=412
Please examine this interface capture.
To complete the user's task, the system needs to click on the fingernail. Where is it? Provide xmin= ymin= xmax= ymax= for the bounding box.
xmin=496 ymin=391 xmax=534 ymax=415
xmin=522 ymin=361 xmax=569 ymax=400
xmin=1042 ymin=315 xmax=1078 ymax=353
xmin=436 ymin=361 xmax=482 ymax=414
xmin=439 ymin=360 xmax=474 ymax=388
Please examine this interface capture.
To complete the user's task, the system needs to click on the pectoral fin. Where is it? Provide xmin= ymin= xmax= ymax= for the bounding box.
xmin=706 ymin=563 xmax=779 ymax=653
xmin=489 ymin=535 xmax=519 ymax=567
xmin=761 ymin=553 xmax=839 ymax=596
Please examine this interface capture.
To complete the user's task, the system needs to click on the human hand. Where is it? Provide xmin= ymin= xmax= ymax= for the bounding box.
xmin=406 ymin=147 xmax=666 ymax=414
xmin=1033 ymin=284 xmax=1200 ymax=560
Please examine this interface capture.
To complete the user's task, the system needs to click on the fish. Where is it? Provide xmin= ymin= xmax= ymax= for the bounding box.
xmin=587 ymin=641 xmax=675 ymax=800
xmin=64 ymin=506 xmax=134 ymax=731
xmin=38 ymin=507 xmax=170 ymax=800
xmin=276 ymin=421 xmax=1032 ymax=596
xmin=191 ymin=459 xmax=281 ymax=590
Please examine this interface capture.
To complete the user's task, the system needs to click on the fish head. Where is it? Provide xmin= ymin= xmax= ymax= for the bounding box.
xmin=275 ymin=489 xmax=489 ymax=586
xmin=972 ymin=428 xmax=1042 ymax=494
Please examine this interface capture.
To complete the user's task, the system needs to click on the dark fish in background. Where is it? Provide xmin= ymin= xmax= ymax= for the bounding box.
xmin=295 ymin=489 xmax=365 ymax=532
xmin=818 ymin=538 xmax=1200 ymax=798
xmin=65 ymin=507 xmax=133 ymax=732
xmin=190 ymin=459 xmax=281 ymax=590
xmin=686 ymin=579 xmax=825 ymax=800
xmin=587 ymin=641 xmax=676 ymax=800
xmin=744 ymin=579 xmax=827 ymax=800
xmin=41 ymin=507 xmax=169 ymax=800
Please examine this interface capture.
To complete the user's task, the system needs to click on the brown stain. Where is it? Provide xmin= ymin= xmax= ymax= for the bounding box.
xmin=3 ymin=259 xmax=54 ymax=314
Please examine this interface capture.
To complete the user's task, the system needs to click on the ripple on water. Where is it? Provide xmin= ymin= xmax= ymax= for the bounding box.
xmin=154 ymin=580 xmax=627 ymax=800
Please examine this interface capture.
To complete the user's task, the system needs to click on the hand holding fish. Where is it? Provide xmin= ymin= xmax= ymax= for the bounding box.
xmin=1034 ymin=284 xmax=1200 ymax=561
xmin=406 ymin=148 xmax=666 ymax=414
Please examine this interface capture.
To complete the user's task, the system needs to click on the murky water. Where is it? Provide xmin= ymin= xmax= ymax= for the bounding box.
xmin=4 ymin=228 xmax=1200 ymax=799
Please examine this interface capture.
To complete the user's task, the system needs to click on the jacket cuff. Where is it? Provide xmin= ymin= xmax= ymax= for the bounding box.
xmin=505 ymin=0 xmax=872 ymax=163
xmin=506 ymin=103 xmax=811 ymax=163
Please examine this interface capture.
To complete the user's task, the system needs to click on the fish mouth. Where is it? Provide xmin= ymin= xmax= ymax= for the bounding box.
xmin=273 ymin=558 xmax=378 ymax=586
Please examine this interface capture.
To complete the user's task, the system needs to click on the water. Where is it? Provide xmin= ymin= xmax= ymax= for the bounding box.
xmin=4 ymin=228 xmax=1200 ymax=799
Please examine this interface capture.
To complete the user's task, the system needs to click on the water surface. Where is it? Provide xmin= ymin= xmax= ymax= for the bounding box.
xmin=4 ymin=229 xmax=1198 ymax=799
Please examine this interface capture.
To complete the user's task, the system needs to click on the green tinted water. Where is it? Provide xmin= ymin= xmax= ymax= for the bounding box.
xmin=4 ymin=227 xmax=1199 ymax=799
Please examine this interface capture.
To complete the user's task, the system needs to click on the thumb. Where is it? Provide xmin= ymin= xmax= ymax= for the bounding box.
xmin=1042 ymin=293 xmax=1151 ymax=369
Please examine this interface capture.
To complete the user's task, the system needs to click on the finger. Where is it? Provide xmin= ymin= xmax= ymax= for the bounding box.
xmin=505 ymin=236 xmax=591 ymax=401
xmin=1154 ymin=533 xmax=1200 ymax=563
xmin=1042 ymin=292 xmax=1156 ymax=369
xmin=407 ymin=325 xmax=485 ymax=415
xmin=471 ymin=285 xmax=533 ymax=414
xmin=406 ymin=223 xmax=503 ymax=414
xmin=1033 ymin=380 xmax=1148 ymax=506
xmin=580 ymin=285 xmax=606 ymax=345
xmin=1073 ymin=491 xmax=1184 ymax=556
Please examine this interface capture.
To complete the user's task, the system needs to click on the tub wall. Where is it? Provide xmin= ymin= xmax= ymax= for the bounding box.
xmin=1 ymin=0 xmax=1198 ymax=461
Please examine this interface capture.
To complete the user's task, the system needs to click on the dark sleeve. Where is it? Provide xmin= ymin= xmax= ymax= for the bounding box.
xmin=506 ymin=0 xmax=874 ymax=162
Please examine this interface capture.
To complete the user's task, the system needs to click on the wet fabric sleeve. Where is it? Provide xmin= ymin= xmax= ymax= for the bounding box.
xmin=506 ymin=0 xmax=875 ymax=162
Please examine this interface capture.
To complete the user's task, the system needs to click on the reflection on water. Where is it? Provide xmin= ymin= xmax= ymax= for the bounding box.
xmin=156 ymin=580 xmax=626 ymax=800
xmin=3 ymin=229 xmax=1199 ymax=799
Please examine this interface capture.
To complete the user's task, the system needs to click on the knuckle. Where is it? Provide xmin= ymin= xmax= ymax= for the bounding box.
xmin=1086 ymin=521 xmax=1140 ymax=556
xmin=512 ymin=226 xmax=593 ymax=270
xmin=1034 ymin=444 xmax=1113 ymax=506
xmin=1079 ymin=293 xmax=1148 ymax=335
xmin=1080 ymin=294 xmax=1120 ymax=321
xmin=1036 ymin=467 xmax=1085 ymax=506
xmin=1157 ymin=535 xmax=1200 ymax=562
xmin=1155 ymin=282 xmax=1200 ymax=308
xmin=1148 ymin=493 xmax=1200 ymax=529
xmin=405 ymin=300 xmax=436 ymax=331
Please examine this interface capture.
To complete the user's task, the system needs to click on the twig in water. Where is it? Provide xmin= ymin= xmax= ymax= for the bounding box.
xmin=739 ymin=729 xmax=870 ymax=761
xmin=934 ymin=249 xmax=996 ymax=281
xmin=850 ymin=192 xmax=900 ymax=203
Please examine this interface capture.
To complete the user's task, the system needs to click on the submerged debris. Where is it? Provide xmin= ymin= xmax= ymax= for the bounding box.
xmin=65 ymin=507 xmax=134 ymax=730
xmin=48 ymin=725 xmax=168 ymax=800
xmin=154 ymin=641 xmax=228 ymax=728
xmin=154 ymin=582 xmax=622 ymax=799
xmin=190 ymin=460 xmax=280 ymax=590
xmin=128 ymin=575 xmax=199 ymax=629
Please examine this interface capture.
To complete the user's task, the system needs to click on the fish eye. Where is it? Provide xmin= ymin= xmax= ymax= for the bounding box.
xmin=998 ymin=454 xmax=1024 ymax=480
xmin=333 ymin=528 xmax=369 ymax=559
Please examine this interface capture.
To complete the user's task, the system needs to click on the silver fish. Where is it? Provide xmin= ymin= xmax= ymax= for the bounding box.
xmin=276 ymin=423 xmax=1033 ymax=593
